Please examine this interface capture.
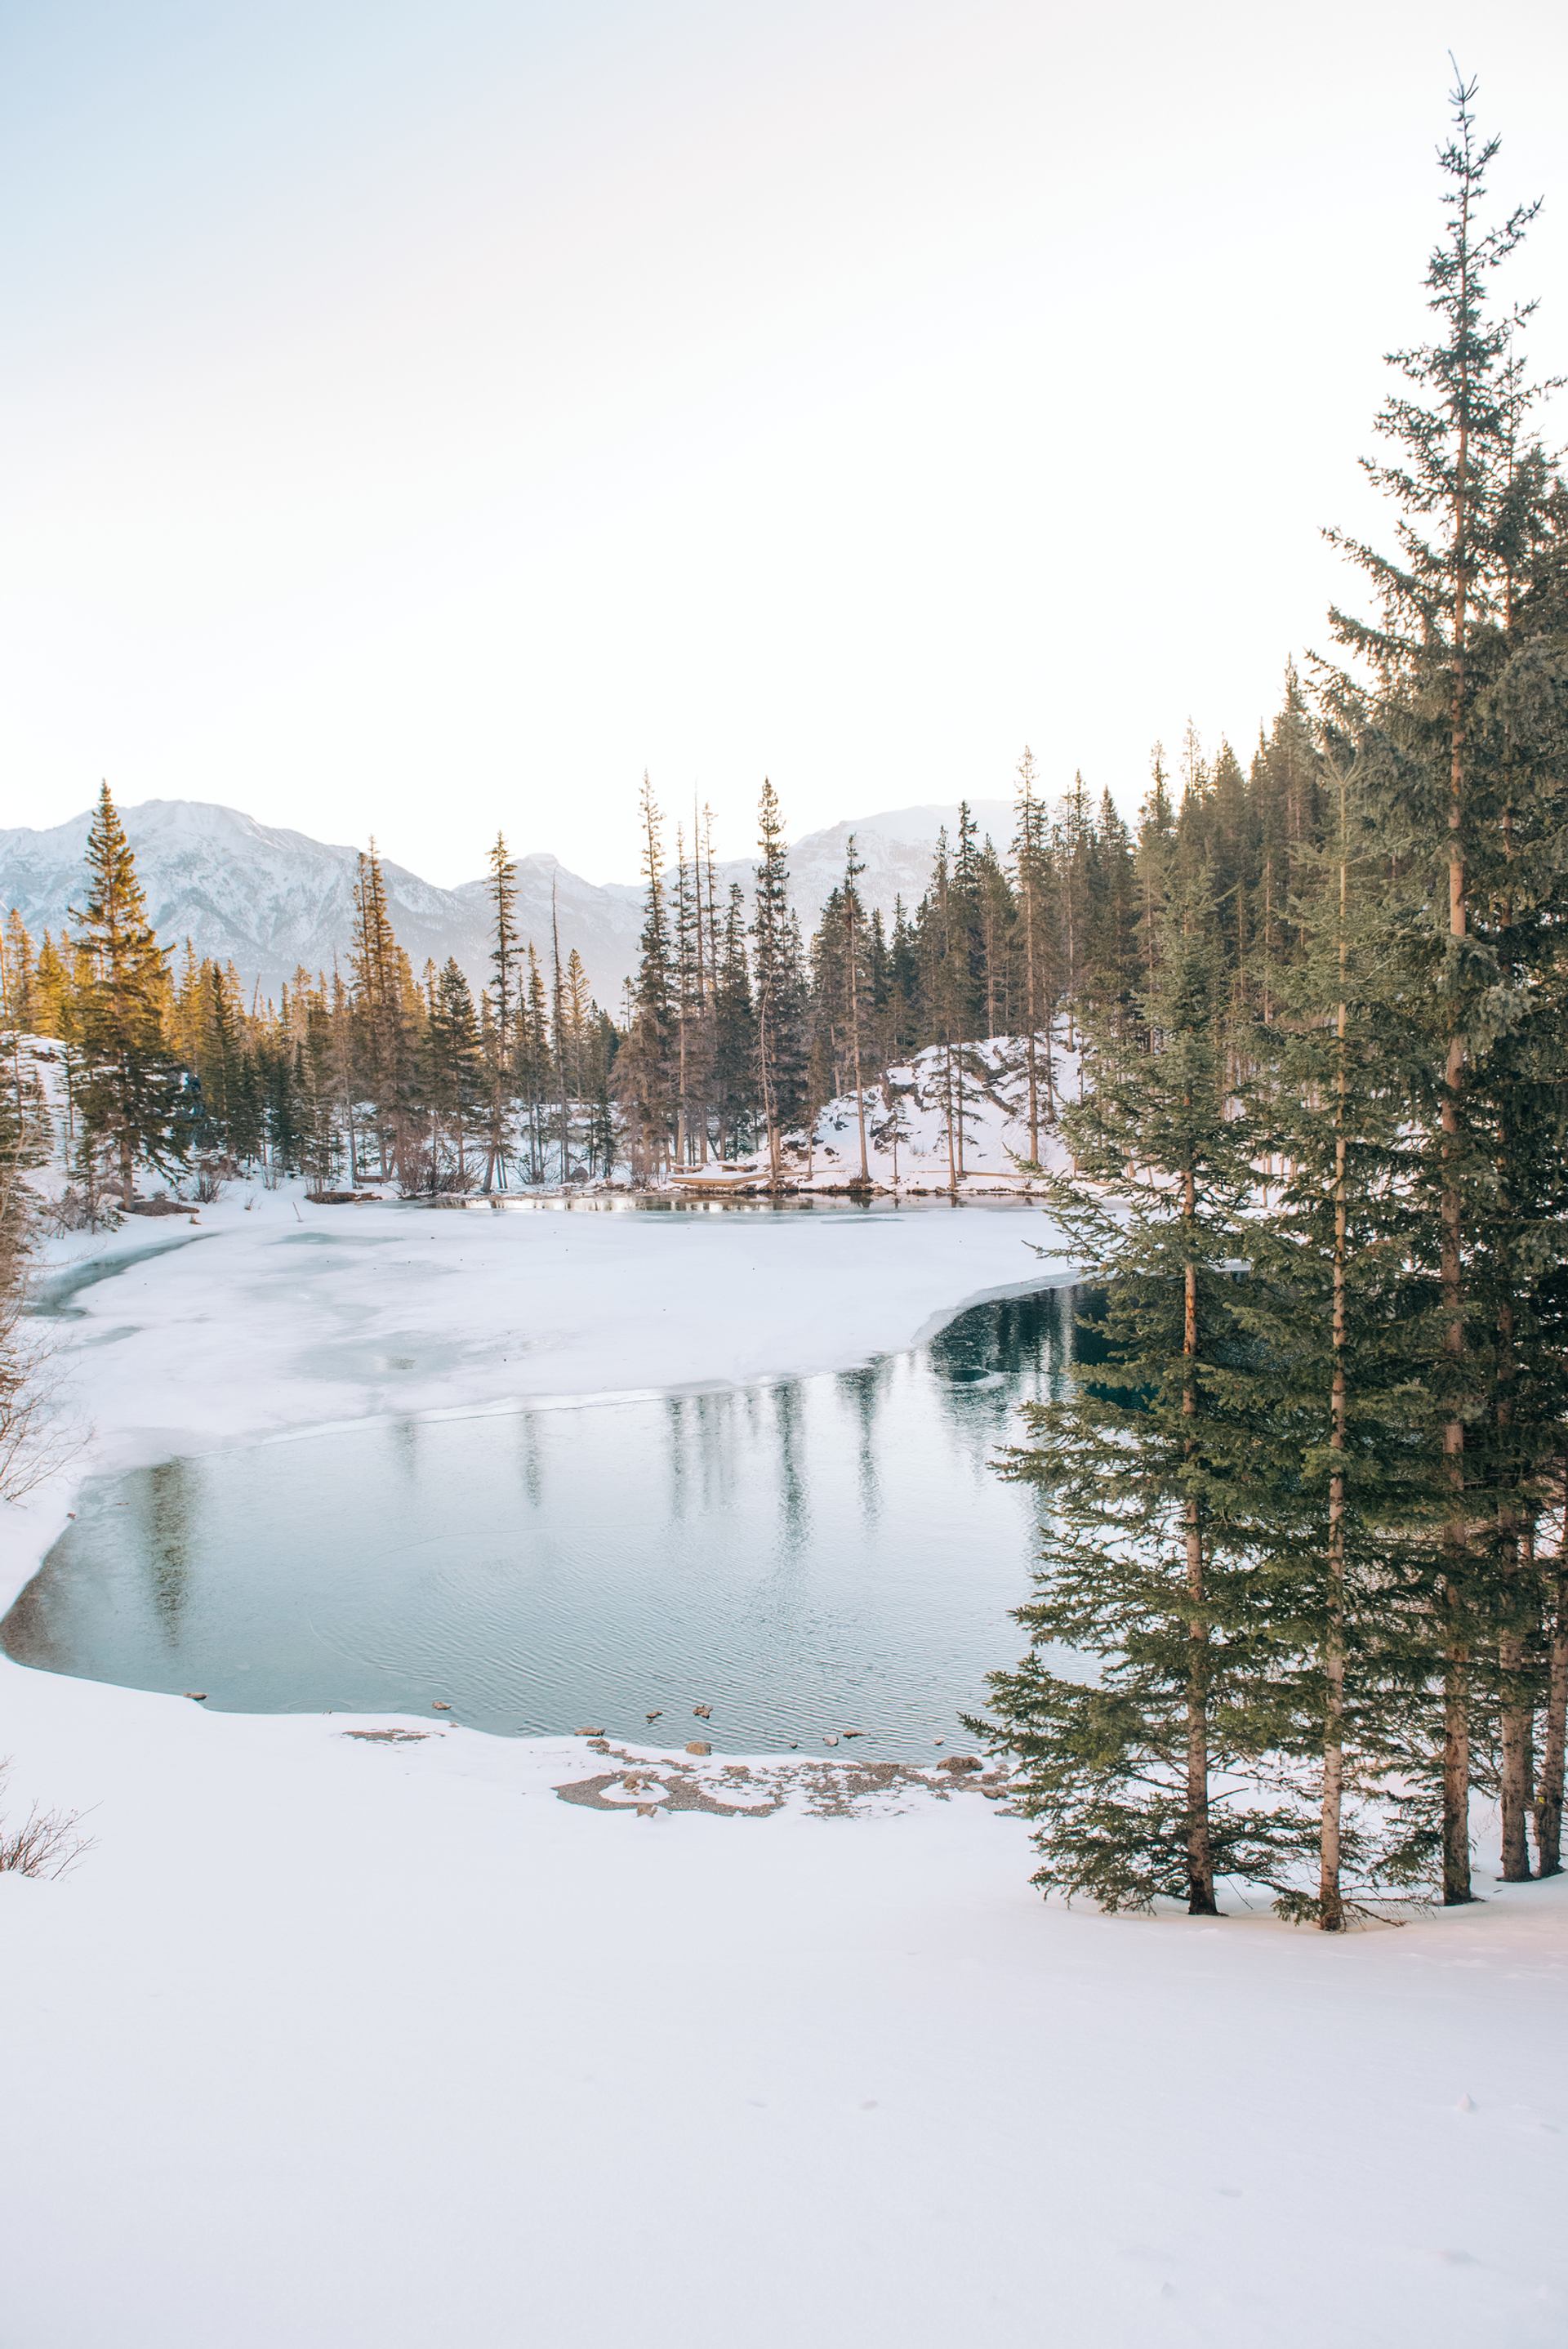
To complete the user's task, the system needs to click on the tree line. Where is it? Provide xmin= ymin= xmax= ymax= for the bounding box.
xmin=2 ymin=715 xmax=1309 ymax=1206
xmin=0 ymin=810 xmax=622 ymax=1207
xmin=2 ymin=72 xmax=1563 ymax=1938
xmin=973 ymin=77 xmax=1568 ymax=1925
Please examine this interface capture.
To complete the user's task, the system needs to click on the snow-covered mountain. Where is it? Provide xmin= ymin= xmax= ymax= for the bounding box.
xmin=0 ymin=801 xmax=646 ymax=1011
xmin=0 ymin=796 xmax=1017 ymax=1008
xmin=710 ymin=800 xmax=1015 ymax=931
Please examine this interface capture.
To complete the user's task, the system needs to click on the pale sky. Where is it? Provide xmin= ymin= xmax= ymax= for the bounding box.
xmin=3 ymin=0 xmax=1566 ymax=885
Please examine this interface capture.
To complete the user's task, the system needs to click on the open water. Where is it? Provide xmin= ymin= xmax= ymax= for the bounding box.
xmin=3 ymin=1281 xmax=1090 ymax=1753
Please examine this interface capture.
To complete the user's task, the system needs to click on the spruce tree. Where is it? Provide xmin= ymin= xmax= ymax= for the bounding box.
xmin=483 ymin=834 xmax=520 ymax=1191
xmin=1249 ymin=739 xmax=1450 ymax=1923
xmin=712 ymin=882 xmax=755 ymax=1160
xmin=618 ymin=773 xmax=677 ymax=1182
xmin=425 ymin=958 xmax=483 ymax=1188
xmin=1327 ymin=72 xmax=1557 ymax=1900
xmin=751 ymin=780 xmax=808 ymax=1181
xmin=973 ymin=854 xmax=1294 ymax=1912
xmin=69 ymin=783 xmax=185 ymax=1206
xmin=1010 ymin=749 xmax=1057 ymax=1157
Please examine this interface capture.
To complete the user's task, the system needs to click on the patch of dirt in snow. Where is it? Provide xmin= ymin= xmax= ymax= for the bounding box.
xmin=340 ymin=1727 xmax=439 ymax=1744
xmin=553 ymin=1745 xmax=1013 ymax=1820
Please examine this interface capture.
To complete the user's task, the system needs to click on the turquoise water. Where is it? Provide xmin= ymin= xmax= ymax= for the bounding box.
xmin=3 ymin=1283 xmax=1085 ymax=1754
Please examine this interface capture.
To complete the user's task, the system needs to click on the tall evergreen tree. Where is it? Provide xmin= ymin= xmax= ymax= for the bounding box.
xmin=751 ymin=779 xmax=808 ymax=1182
xmin=973 ymin=856 xmax=1294 ymax=1911
xmin=618 ymin=773 xmax=677 ymax=1181
xmin=69 ymin=783 xmax=185 ymax=1206
xmin=1328 ymin=71 xmax=1557 ymax=1901
xmin=1010 ymin=751 xmax=1057 ymax=1159
xmin=483 ymin=834 xmax=520 ymax=1192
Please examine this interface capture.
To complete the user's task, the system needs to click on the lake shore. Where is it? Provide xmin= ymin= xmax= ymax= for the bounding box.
xmin=2 ymin=1187 xmax=1565 ymax=2349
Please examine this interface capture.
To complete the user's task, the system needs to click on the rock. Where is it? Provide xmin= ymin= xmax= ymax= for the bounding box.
xmin=938 ymin=1753 xmax=982 ymax=1774
xmin=841 ymin=1728 xmax=865 ymax=1738
xmin=693 ymin=1705 xmax=713 ymax=1719
xmin=431 ymin=1700 xmax=451 ymax=1711
xmin=645 ymin=1710 xmax=662 ymax=1723
xmin=822 ymin=1734 xmax=840 ymax=1748
xmin=184 ymin=1691 xmax=207 ymax=1701
xmin=587 ymin=1739 xmax=611 ymax=1754
xmin=685 ymin=1740 xmax=711 ymax=1756
xmin=574 ymin=1727 xmax=606 ymax=1737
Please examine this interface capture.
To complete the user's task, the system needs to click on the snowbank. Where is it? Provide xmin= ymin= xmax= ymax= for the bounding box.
xmin=704 ymin=1033 xmax=1085 ymax=1194
xmin=3 ymin=1183 xmax=1065 ymax=1585
xmin=1 ymin=1190 xmax=1565 ymax=2349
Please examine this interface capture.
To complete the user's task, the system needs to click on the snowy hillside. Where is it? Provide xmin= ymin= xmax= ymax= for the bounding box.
xmin=688 ymin=1034 xmax=1079 ymax=1194
xmin=0 ymin=796 xmax=1017 ymax=1010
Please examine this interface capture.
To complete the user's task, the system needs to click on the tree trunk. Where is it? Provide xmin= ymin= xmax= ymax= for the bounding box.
xmin=1535 ymin=1511 xmax=1568 ymax=1877
xmin=1499 ymin=1626 xmax=1533 ymax=1882
xmin=1022 ymin=864 xmax=1040 ymax=1166
xmin=1441 ymin=1608 xmax=1473 ymax=1905
xmin=847 ymin=894 xmax=869 ymax=1187
xmin=1182 ymin=1210 xmax=1216 ymax=1914
xmin=943 ymin=1046 xmax=957 ymax=1195
xmin=1321 ymin=903 xmax=1349 ymax=1931
xmin=1438 ymin=188 xmax=1473 ymax=1906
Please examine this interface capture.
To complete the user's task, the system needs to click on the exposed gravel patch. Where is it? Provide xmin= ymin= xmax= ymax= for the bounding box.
xmin=553 ymin=1743 xmax=1013 ymax=1820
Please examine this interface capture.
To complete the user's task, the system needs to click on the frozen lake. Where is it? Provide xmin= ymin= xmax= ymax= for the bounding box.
xmin=4 ymin=1282 xmax=1089 ymax=1753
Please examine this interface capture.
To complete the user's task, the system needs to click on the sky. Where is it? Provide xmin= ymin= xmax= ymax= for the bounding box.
xmin=3 ymin=1 xmax=1566 ymax=887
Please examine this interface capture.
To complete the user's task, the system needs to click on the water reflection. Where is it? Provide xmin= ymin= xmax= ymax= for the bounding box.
xmin=4 ymin=1281 xmax=1089 ymax=1753
xmin=142 ymin=1458 xmax=194 ymax=1643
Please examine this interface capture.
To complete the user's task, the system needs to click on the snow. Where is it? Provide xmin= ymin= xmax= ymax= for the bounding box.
xmin=12 ymin=1183 xmax=1062 ymax=1482
xmin=0 ymin=792 xmax=995 ymax=1009
xmin=2 ymin=1189 xmax=1566 ymax=2348
xmin=697 ymin=1035 xmax=1083 ymax=1194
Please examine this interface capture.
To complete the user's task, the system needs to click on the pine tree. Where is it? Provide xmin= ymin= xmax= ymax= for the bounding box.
xmin=841 ymin=837 xmax=872 ymax=1185
xmin=974 ymin=850 xmax=1302 ymax=1911
xmin=2 ymin=912 xmax=37 ymax=1033
xmin=1327 ymin=71 xmax=1557 ymax=1900
xmin=69 ymin=783 xmax=185 ymax=1206
xmin=618 ymin=774 xmax=677 ymax=1182
xmin=751 ymin=780 xmax=808 ymax=1182
xmin=1010 ymin=749 xmax=1057 ymax=1161
xmin=483 ymin=834 xmax=520 ymax=1191
xmin=712 ymin=883 xmax=755 ymax=1160
xmin=349 ymin=845 xmax=416 ymax=1188
xmin=1250 ymin=739 xmax=1450 ymax=1923
xmin=425 ymin=958 xmax=483 ymax=1188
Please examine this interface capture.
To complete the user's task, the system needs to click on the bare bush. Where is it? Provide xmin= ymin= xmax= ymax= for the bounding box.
xmin=39 ymin=1183 xmax=122 ymax=1235
xmin=0 ymin=1765 xmax=94 ymax=1880
xmin=0 ymin=1171 xmax=71 ymax=1500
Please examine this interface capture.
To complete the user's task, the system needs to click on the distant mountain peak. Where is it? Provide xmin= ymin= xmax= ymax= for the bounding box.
xmin=0 ymin=794 xmax=1009 ymax=1005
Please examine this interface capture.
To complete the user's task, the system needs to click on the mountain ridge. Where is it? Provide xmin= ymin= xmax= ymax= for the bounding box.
xmin=0 ymin=795 xmax=1017 ymax=1009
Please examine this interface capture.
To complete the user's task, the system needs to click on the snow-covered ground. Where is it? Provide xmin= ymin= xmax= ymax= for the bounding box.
xmin=706 ymin=1034 xmax=1081 ymax=1192
xmin=2 ymin=1187 xmax=1566 ymax=2349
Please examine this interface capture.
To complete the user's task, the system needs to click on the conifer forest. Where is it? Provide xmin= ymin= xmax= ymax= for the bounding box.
xmin=2 ymin=82 xmax=1567 ymax=1932
xmin=4 ymin=40 xmax=1568 ymax=2348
